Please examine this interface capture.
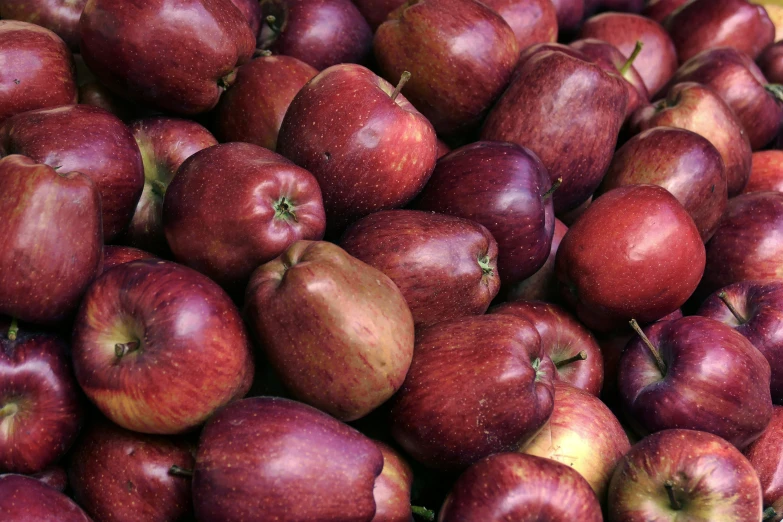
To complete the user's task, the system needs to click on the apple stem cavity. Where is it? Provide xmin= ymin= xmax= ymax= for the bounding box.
xmin=218 ymin=69 xmax=238 ymax=90
xmin=542 ymin=177 xmax=563 ymax=200
xmin=411 ymin=505 xmax=435 ymax=521
xmin=150 ymin=179 xmax=167 ymax=198
xmin=763 ymin=507 xmax=777 ymax=521
xmin=555 ymin=350 xmax=587 ymax=368
xmin=0 ymin=403 xmax=18 ymax=419
xmin=168 ymin=465 xmax=194 ymax=478
xmin=273 ymin=196 xmax=298 ymax=222
xmin=629 ymin=319 xmax=666 ymax=375
xmin=765 ymin=84 xmax=783 ymax=104
xmin=664 ymin=481 xmax=682 ymax=510
xmin=619 ymin=41 xmax=644 ymax=76
xmin=115 ymin=340 xmax=140 ymax=359
xmin=718 ymin=292 xmax=747 ymax=324
xmin=477 ymin=255 xmax=494 ymax=277
xmin=7 ymin=318 xmax=18 ymax=341
xmin=391 ymin=71 xmax=412 ymax=102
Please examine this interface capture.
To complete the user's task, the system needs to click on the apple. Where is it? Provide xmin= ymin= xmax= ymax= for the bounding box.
xmin=77 ymin=81 xmax=137 ymax=122
xmin=193 ymin=396 xmax=384 ymax=522
xmin=0 ymin=473 xmax=92 ymax=521
xmin=550 ymin=0 xmax=585 ymax=32
xmin=68 ymin=418 xmax=194 ymax=522
xmin=479 ymin=0 xmax=558 ymax=52
xmin=71 ymin=259 xmax=254 ymax=434
xmin=745 ymin=151 xmax=783 ymax=194
xmin=126 ymin=117 xmax=218 ymax=255
xmin=481 ymin=49 xmax=628 ymax=214
xmin=642 ymin=0 xmax=690 ymax=23
xmin=490 ymin=302 xmax=604 ymax=396
xmin=608 ymin=429 xmax=763 ymax=522
xmin=351 ymin=0 xmax=407 ymax=29
xmin=584 ymin=0 xmax=644 ymax=14
xmin=599 ymin=127 xmax=728 ymax=242
xmin=413 ymin=141 xmax=554 ymax=286
xmin=372 ymin=441 xmax=414 ymax=522
xmin=756 ymin=0 xmax=783 ymax=42
xmin=373 ymin=0 xmax=519 ymax=137
xmin=230 ymin=0 xmax=263 ymax=36
xmin=555 ymin=185 xmax=705 ymax=332
xmin=0 ymin=0 xmax=86 ymax=50
xmin=339 ymin=209 xmax=500 ymax=329
xmin=102 ymin=246 xmax=156 ymax=274
xmin=0 ymin=21 xmax=77 ymax=124
xmin=439 ymin=453 xmax=603 ymax=521
xmin=390 ymin=314 xmax=555 ymax=471
xmin=79 ymin=0 xmax=256 ymax=114
xmin=760 ymin=41 xmax=783 ymax=84
xmin=0 ymin=155 xmax=102 ymax=324
xmin=213 ymin=55 xmax=317 ymax=150
xmin=0 ymin=104 xmax=145 ymax=242
xmin=278 ymin=64 xmax=437 ymax=234
xmin=30 ymin=466 xmax=68 ymax=492
xmin=744 ymin=406 xmax=783 ymax=522
xmin=506 ymin=219 xmax=567 ymax=303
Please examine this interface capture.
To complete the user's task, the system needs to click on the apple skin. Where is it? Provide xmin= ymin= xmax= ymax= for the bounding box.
xmin=507 ymin=219 xmax=567 ymax=303
xmin=0 ymin=155 xmax=102 ymax=324
xmin=630 ymin=82 xmax=752 ymax=197
xmin=79 ymin=0 xmax=256 ymax=115
xmin=599 ymin=127 xmax=727 ymax=242
xmin=698 ymin=192 xmax=783 ymax=299
xmin=77 ymin=81 xmax=137 ymax=123
xmin=0 ymin=1 xmax=86 ymax=50
xmin=0 ymin=21 xmax=77 ymax=125
xmin=618 ymin=316 xmax=773 ymax=449
xmin=372 ymin=441 xmax=414 ymax=522
xmin=413 ymin=141 xmax=553 ymax=287
xmin=745 ymin=151 xmax=783 ymax=195
xmin=351 ymin=0 xmax=407 ymax=29
xmin=0 ymin=473 xmax=93 ymax=521
xmin=608 ymin=429 xmax=763 ymax=522
xmin=230 ymin=0 xmax=263 ymax=36
xmin=390 ymin=314 xmax=555 ymax=471
xmin=438 ymin=453 xmax=603 ymax=522
xmin=698 ymin=281 xmax=783 ymax=404
xmin=340 ymin=209 xmax=500 ymax=329
xmin=665 ymin=0 xmax=775 ymax=63
xmin=213 ymin=55 xmax=317 ymax=151
xmin=126 ymin=117 xmax=218 ymax=255
xmin=555 ymin=185 xmax=705 ymax=333
xmin=642 ymin=0 xmax=689 ymax=24
xmin=481 ymin=49 xmax=628 ymax=214
xmin=550 ymin=0 xmax=584 ymax=32
xmin=102 ymin=246 xmax=156 ymax=274
xmin=374 ymin=0 xmax=519 ymax=137
xmin=479 ymin=0 xmax=558 ymax=53
xmin=68 ymin=419 xmax=194 ymax=522
xmin=520 ymin=381 xmax=630 ymax=500
xmin=490 ymin=302 xmax=604 ymax=396
xmin=31 ymin=465 xmax=68 ymax=492
xmin=0 ymin=323 xmax=83 ymax=474
xmin=164 ymin=142 xmax=326 ymax=293
xmin=278 ymin=64 xmax=437 ymax=235
xmin=71 ymin=260 xmax=254 ymax=435
xmin=744 ymin=406 xmax=783 ymax=521
xmin=0 ymin=104 xmax=145 ymax=242
xmin=193 ymin=397 xmax=384 ymax=522
xmin=760 ymin=41 xmax=783 ymax=84
xmin=579 ymin=12 xmax=677 ymax=96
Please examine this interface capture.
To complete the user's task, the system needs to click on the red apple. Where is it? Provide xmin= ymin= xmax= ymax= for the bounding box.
xmin=30 ymin=466 xmax=68 ymax=492
xmin=102 ymin=246 xmax=156 ymax=274
xmin=0 ymin=473 xmax=92 ymax=521
xmin=77 ymin=81 xmax=137 ymax=122
xmin=230 ymin=0 xmax=263 ymax=36
xmin=351 ymin=0 xmax=407 ymax=29
xmin=760 ymin=41 xmax=783 ymax=84
xmin=479 ymin=0 xmax=558 ymax=52
xmin=506 ymin=219 xmax=567 ymax=303
xmin=642 ymin=0 xmax=689 ymax=24
xmin=550 ymin=0 xmax=584 ymax=32
xmin=0 ymin=1 xmax=86 ymax=50
xmin=745 ymin=406 xmax=783 ymax=521
xmin=372 ymin=441 xmax=414 ymax=522
xmin=745 ymin=151 xmax=783 ymax=194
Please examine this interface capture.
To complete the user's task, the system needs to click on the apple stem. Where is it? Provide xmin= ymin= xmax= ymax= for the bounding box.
xmin=555 ymin=350 xmax=587 ymax=368
xmin=7 ymin=318 xmax=18 ymax=341
xmin=542 ymin=177 xmax=563 ymax=200
xmin=150 ymin=179 xmax=167 ymax=198
xmin=0 ymin=403 xmax=18 ymax=418
xmin=254 ymin=49 xmax=273 ymax=58
xmin=265 ymin=15 xmax=281 ymax=36
xmin=115 ymin=340 xmax=140 ymax=358
xmin=718 ymin=292 xmax=747 ymax=324
xmin=619 ymin=41 xmax=644 ymax=76
xmin=763 ymin=507 xmax=777 ymax=521
xmin=390 ymin=71 xmax=411 ymax=102
xmin=477 ymin=255 xmax=494 ymax=277
xmin=765 ymin=84 xmax=783 ymax=104
xmin=629 ymin=319 xmax=666 ymax=375
xmin=168 ymin=465 xmax=194 ymax=478
xmin=664 ymin=481 xmax=682 ymax=510
xmin=411 ymin=506 xmax=435 ymax=521
xmin=273 ymin=196 xmax=298 ymax=222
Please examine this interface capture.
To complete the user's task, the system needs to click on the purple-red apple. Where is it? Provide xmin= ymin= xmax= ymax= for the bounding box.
xmin=642 ymin=0 xmax=689 ymax=23
xmin=745 ymin=406 xmax=783 ymax=521
xmin=351 ymin=0 xmax=407 ymax=29
xmin=506 ymin=219 xmax=567 ymax=303
xmin=550 ymin=0 xmax=584 ymax=31
xmin=760 ymin=41 xmax=783 ymax=84
xmin=230 ymin=0 xmax=263 ymax=36
xmin=31 ymin=466 xmax=68 ymax=492
xmin=0 ymin=1 xmax=86 ymax=50
xmin=372 ymin=441 xmax=414 ymax=522
xmin=102 ymin=246 xmax=156 ymax=274
xmin=745 ymin=151 xmax=783 ymax=194
xmin=0 ymin=473 xmax=92 ymax=521
xmin=480 ymin=0 xmax=558 ymax=52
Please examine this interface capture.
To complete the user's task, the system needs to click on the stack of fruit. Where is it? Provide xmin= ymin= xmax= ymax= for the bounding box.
xmin=2 ymin=0 xmax=783 ymax=520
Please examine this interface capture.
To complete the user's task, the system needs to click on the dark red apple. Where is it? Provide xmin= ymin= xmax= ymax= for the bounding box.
xmin=77 ymin=81 xmax=136 ymax=122
xmin=584 ymin=0 xmax=644 ymax=14
xmin=351 ymin=0 xmax=407 ymax=29
xmin=230 ymin=0 xmax=263 ymax=36
xmin=340 ymin=209 xmax=500 ymax=329
xmin=193 ymin=397 xmax=384 ymax=522
xmin=642 ymin=0 xmax=689 ymax=24
xmin=0 ymin=1 xmax=86 ymax=50
xmin=506 ymin=219 xmax=567 ymax=303
xmin=0 ymin=104 xmax=145 ymax=242
xmin=0 ymin=155 xmax=102 ymax=324
xmin=71 ymin=260 xmax=254 ymax=434
xmin=744 ymin=151 xmax=783 ymax=194
xmin=413 ymin=141 xmax=554 ymax=286
xmin=479 ymin=0 xmax=558 ymax=52
xmin=0 ymin=473 xmax=92 ymax=521
xmin=372 ymin=441 xmax=414 ymax=522
xmin=599 ymin=127 xmax=727 ymax=242
xmin=550 ymin=0 xmax=584 ymax=32
xmin=0 ymin=21 xmax=77 ymax=124
xmin=79 ymin=0 xmax=255 ymax=114
xmin=745 ymin=406 xmax=783 ymax=521
xmin=31 ymin=466 xmax=68 ymax=492
xmin=102 ymin=246 xmax=156 ymax=274
xmin=213 ymin=55 xmax=317 ymax=150
xmin=759 ymin=41 xmax=783 ymax=84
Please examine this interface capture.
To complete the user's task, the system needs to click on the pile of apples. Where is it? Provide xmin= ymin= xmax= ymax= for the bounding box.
xmin=2 ymin=0 xmax=783 ymax=520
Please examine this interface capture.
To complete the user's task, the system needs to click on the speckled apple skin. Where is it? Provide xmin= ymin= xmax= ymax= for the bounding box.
xmin=372 ymin=441 xmax=414 ymax=522
xmin=745 ymin=151 xmax=783 ymax=194
xmin=0 ymin=473 xmax=93 ymax=521
xmin=0 ymin=0 xmax=87 ymax=50
xmin=745 ymin=406 xmax=783 ymax=521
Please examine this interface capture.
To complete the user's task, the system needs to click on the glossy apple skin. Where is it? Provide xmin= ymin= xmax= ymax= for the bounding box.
xmin=213 ymin=55 xmax=317 ymax=151
xmin=481 ymin=50 xmax=628 ymax=214
xmin=0 ymin=324 xmax=82 ymax=474
xmin=551 ymin=0 xmax=584 ymax=31
xmin=745 ymin=406 xmax=783 ymax=521
xmin=413 ymin=142 xmax=553 ymax=286
xmin=599 ymin=127 xmax=727 ymax=242
xmin=31 ymin=465 xmax=68 ymax=492
xmin=608 ymin=429 xmax=763 ymax=522
xmin=102 ymin=246 xmax=156 ymax=274
xmin=79 ymin=0 xmax=255 ymax=115
xmin=0 ymin=104 xmax=145 ymax=242
xmin=340 ymin=210 xmax=500 ymax=329
xmin=642 ymin=0 xmax=689 ymax=23
xmin=351 ymin=0 xmax=406 ymax=29
xmin=579 ymin=13 xmax=676 ymax=96
xmin=0 ymin=1 xmax=86 ymax=50
xmin=630 ymin=82 xmax=752 ymax=197
xmin=374 ymin=0 xmax=519 ymax=137
xmin=72 ymin=260 xmax=254 ymax=434
xmin=745 ymin=151 xmax=783 ymax=194
xmin=520 ymin=381 xmax=630 ymax=500
xmin=555 ymin=185 xmax=705 ymax=332
xmin=230 ymin=0 xmax=263 ymax=36
xmin=698 ymin=192 xmax=783 ymax=299
xmin=68 ymin=419 xmax=194 ymax=522
xmin=390 ymin=314 xmax=555 ymax=471
xmin=619 ymin=316 xmax=773 ymax=449
xmin=278 ymin=64 xmax=437 ymax=234
xmin=0 ymin=473 xmax=92 ymax=521
xmin=0 ymin=21 xmax=77 ymax=125
xmin=760 ymin=41 xmax=783 ymax=84
xmin=126 ymin=117 xmax=217 ymax=255
xmin=490 ymin=302 xmax=603 ymax=396
xmin=507 ymin=219 xmax=567 ymax=303
xmin=245 ymin=241 xmax=414 ymax=421
xmin=479 ymin=0 xmax=557 ymax=52
xmin=193 ymin=397 xmax=384 ymax=522
xmin=439 ymin=453 xmax=603 ymax=522
xmin=0 ymin=155 xmax=102 ymax=324
xmin=698 ymin=281 xmax=783 ymax=404
xmin=372 ymin=441 xmax=414 ymax=522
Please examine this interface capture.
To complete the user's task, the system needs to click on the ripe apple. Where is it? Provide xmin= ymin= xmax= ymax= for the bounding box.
xmin=744 ymin=406 xmax=783 ymax=521
xmin=745 ymin=151 xmax=783 ymax=194
xmin=479 ymin=0 xmax=558 ymax=52
xmin=102 ymin=246 xmax=156 ymax=274
xmin=642 ymin=0 xmax=689 ymax=23
xmin=760 ymin=41 xmax=783 ymax=84
xmin=550 ymin=0 xmax=584 ymax=31
xmin=230 ymin=0 xmax=263 ymax=36
xmin=351 ymin=0 xmax=407 ymax=29
xmin=31 ymin=465 xmax=68 ymax=492
xmin=372 ymin=441 xmax=414 ymax=522
xmin=0 ymin=0 xmax=86 ymax=50
xmin=507 ymin=219 xmax=567 ymax=303
xmin=0 ymin=473 xmax=92 ymax=521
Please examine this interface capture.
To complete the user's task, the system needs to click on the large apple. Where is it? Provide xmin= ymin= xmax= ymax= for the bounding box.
xmin=745 ymin=406 xmax=783 ymax=521
xmin=0 ymin=1 xmax=86 ymax=50
xmin=745 ymin=151 xmax=783 ymax=194
xmin=507 ymin=219 xmax=567 ymax=303
xmin=0 ymin=473 xmax=92 ymax=521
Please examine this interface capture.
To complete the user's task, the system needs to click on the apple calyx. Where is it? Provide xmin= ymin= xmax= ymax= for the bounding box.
xmin=6 ymin=318 xmax=18 ymax=341
xmin=411 ymin=505 xmax=435 ymax=521
xmin=629 ymin=319 xmax=667 ymax=375
xmin=555 ymin=350 xmax=587 ymax=369
xmin=477 ymin=255 xmax=494 ymax=278
xmin=114 ymin=340 xmax=141 ymax=359
xmin=273 ymin=196 xmax=298 ymax=223
xmin=391 ymin=71 xmax=412 ymax=102
xmin=542 ymin=177 xmax=563 ymax=201
xmin=0 ymin=403 xmax=18 ymax=419
xmin=168 ymin=465 xmax=194 ymax=478
xmin=717 ymin=292 xmax=748 ymax=325
xmin=531 ymin=357 xmax=548 ymax=381
xmin=765 ymin=84 xmax=783 ymax=104
xmin=619 ymin=41 xmax=644 ymax=77
xmin=763 ymin=507 xmax=777 ymax=521
xmin=664 ymin=480 xmax=683 ymax=511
